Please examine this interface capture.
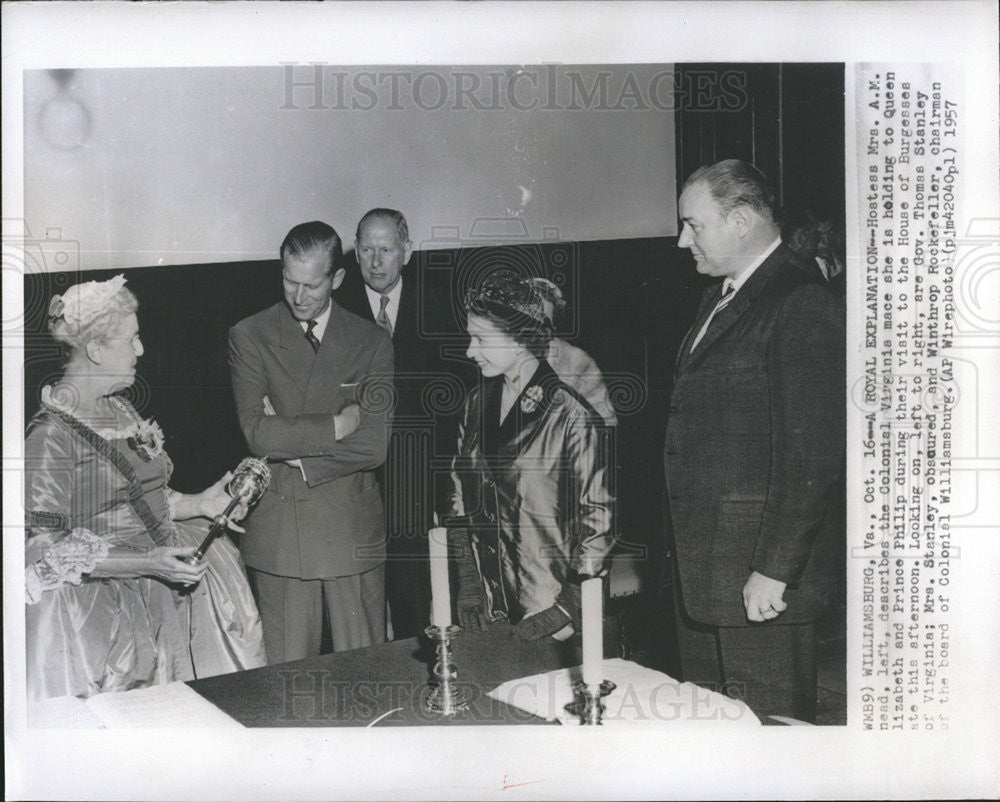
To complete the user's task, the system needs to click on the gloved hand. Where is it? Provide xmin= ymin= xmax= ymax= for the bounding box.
xmin=556 ymin=580 xmax=583 ymax=633
xmin=512 ymin=604 xmax=572 ymax=640
xmin=512 ymin=579 xmax=585 ymax=640
xmin=448 ymin=526 xmax=489 ymax=632
xmin=456 ymin=579 xmax=489 ymax=632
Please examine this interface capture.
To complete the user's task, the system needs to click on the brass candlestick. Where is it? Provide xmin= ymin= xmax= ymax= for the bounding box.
xmin=565 ymin=679 xmax=617 ymax=725
xmin=424 ymin=625 xmax=470 ymax=715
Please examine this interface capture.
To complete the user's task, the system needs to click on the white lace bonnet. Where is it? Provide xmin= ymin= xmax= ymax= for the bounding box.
xmin=47 ymin=274 xmax=127 ymax=330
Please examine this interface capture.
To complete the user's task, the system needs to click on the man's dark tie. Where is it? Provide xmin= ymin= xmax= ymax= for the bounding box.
xmin=304 ymin=318 xmax=321 ymax=353
xmin=689 ymin=282 xmax=735 ymax=352
xmin=375 ymin=294 xmax=393 ymax=336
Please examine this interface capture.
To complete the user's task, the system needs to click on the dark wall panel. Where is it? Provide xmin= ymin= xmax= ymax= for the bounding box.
xmin=23 ymin=238 xmax=703 ymax=588
xmin=675 ymin=62 xmax=845 ymax=226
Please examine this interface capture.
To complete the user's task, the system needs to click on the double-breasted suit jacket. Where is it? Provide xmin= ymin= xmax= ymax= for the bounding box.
xmin=335 ymin=265 xmax=454 ymax=538
xmin=229 ymin=300 xmax=393 ymax=580
xmin=664 ymin=244 xmax=845 ymax=627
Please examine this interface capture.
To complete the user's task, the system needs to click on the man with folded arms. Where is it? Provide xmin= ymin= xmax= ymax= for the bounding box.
xmin=336 ymin=208 xmax=452 ymax=640
xmin=230 ymin=221 xmax=393 ymax=661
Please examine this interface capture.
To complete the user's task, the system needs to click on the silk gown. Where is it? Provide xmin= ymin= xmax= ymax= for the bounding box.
xmin=24 ymin=392 xmax=266 ymax=700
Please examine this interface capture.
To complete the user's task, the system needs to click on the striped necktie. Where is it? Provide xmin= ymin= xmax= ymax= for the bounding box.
xmin=689 ymin=282 xmax=735 ymax=352
xmin=304 ymin=318 xmax=321 ymax=353
xmin=375 ymin=294 xmax=393 ymax=336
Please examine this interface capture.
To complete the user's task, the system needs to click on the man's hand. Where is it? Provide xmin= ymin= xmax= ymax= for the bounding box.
xmin=742 ymin=571 xmax=787 ymax=622
xmin=334 ymin=404 xmax=361 ymax=441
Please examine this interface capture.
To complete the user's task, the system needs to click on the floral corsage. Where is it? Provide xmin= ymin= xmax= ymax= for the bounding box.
xmin=520 ymin=384 xmax=544 ymax=414
xmin=125 ymin=417 xmax=166 ymax=462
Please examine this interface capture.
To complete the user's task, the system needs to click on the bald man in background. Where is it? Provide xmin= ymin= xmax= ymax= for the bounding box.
xmin=336 ymin=209 xmax=453 ymax=639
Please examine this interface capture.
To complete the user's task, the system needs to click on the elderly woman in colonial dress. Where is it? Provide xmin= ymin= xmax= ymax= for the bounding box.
xmin=25 ymin=275 xmax=265 ymax=700
xmin=445 ymin=271 xmax=616 ymax=640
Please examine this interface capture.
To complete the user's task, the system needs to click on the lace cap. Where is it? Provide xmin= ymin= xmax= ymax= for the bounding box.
xmin=48 ymin=274 xmax=127 ymax=329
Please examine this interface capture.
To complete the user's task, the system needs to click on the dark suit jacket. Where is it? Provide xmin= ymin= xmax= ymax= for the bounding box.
xmin=335 ymin=263 xmax=456 ymax=539
xmin=335 ymin=262 xmax=455 ymax=419
xmin=229 ymin=300 xmax=393 ymax=579
xmin=664 ymin=243 xmax=845 ymax=627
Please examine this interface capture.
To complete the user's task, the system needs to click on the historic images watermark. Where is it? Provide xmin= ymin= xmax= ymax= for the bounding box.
xmin=279 ymin=64 xmax=749 ymax=114
xmin=3 ymin=220 xmax=82 ymax=339
xmin=276 ymin=669 xmax=753 ymax=725
xmin=1 ymin=221 xmax=110 ymax=410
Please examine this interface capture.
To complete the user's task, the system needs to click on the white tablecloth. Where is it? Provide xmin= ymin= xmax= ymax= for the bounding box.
xmin=488 ymin=658 xmax=761 ymax=726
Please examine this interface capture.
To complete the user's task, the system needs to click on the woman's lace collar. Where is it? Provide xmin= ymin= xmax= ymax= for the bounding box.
xmin=40 ymin=385 xmax=135 ymax=439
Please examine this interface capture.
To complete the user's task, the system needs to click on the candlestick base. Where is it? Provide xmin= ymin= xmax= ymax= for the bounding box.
xmin=564 ymin=679 xmax=617 ymax=725
xmin=424 ymin=625 xmax=470 ymax=716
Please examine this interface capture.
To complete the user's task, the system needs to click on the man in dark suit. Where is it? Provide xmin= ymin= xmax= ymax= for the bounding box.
xmin=335 ymin=208 xmax=451 ymax=639
xmin=664 ymin=160 xmax=844 ymax=722
xmin=230 ymin=221 xmax=393 ymax=662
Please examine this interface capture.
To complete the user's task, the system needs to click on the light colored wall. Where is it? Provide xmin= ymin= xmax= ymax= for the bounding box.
xmin=24 ymin=65 xmax=677 ymax=271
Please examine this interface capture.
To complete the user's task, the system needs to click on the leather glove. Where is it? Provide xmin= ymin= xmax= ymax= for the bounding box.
xmin=456 ymin=582 xmax=489 ymax=633
xmin=448 ymin=527 xmax=489 ymax=632
xmin=514 ymin=580 xmax=585 ymax=640
xmin=512 ymin=604 xmax=572 ymax=640
xmin=556 ymin=580 xmax=583 ymax=633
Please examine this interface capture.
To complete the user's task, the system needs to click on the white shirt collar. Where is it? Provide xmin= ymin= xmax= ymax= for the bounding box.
xmin=364 ymin=277 xmax=403 ymax=328
xmin=299 ymin=299 xmax=332 ymax=341
xmin=726 ymin=237 xmax=782 ymax=295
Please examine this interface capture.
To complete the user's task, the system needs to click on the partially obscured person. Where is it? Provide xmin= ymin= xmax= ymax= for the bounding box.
xmin=785 ymin=209 xmax=845 ymax=293
xmin=528 ymin=277 xmax=617 ymax=427
xmin=335 ymin=209 xmax=450 ymax=640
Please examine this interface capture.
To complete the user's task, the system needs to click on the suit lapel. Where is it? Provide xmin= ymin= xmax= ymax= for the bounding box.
xmin=679 ymin=245 xmax=791 ymax=374
xmin=675 ymin=284 xmax=723 ymax=376
xmin=394 ymin=276 xmax=417 ymax=343
xmin=302 ymin=302 xmax=364 ymax=411
xmin=275 ymin=304 xmax=315 ymax=394
xmin=335 ymin=268 xmax=376 ymax=323
xmin=272 ymin=299 xmax=362 ymax=403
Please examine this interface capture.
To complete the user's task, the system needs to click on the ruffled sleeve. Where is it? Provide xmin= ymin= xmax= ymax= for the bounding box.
xmin=25 ymin=527 xmax=109 ymax=604
xmin=24 ymin=414 xmax=108 ymax=603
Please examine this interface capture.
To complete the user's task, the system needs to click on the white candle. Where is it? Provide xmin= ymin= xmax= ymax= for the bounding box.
xmin=428 ymin=527 xmax=452 ymax=629
xmin=581 ymin=576 xmax=603 ymax=689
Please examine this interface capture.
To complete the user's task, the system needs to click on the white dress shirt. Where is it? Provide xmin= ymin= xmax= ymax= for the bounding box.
xmin=364 ymin=278 xmax=403 ymax=333
xmin=298 ymin=300 xmax=332 ymax=342
xmin=690 ymin=237 xmax=782 ymax=352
